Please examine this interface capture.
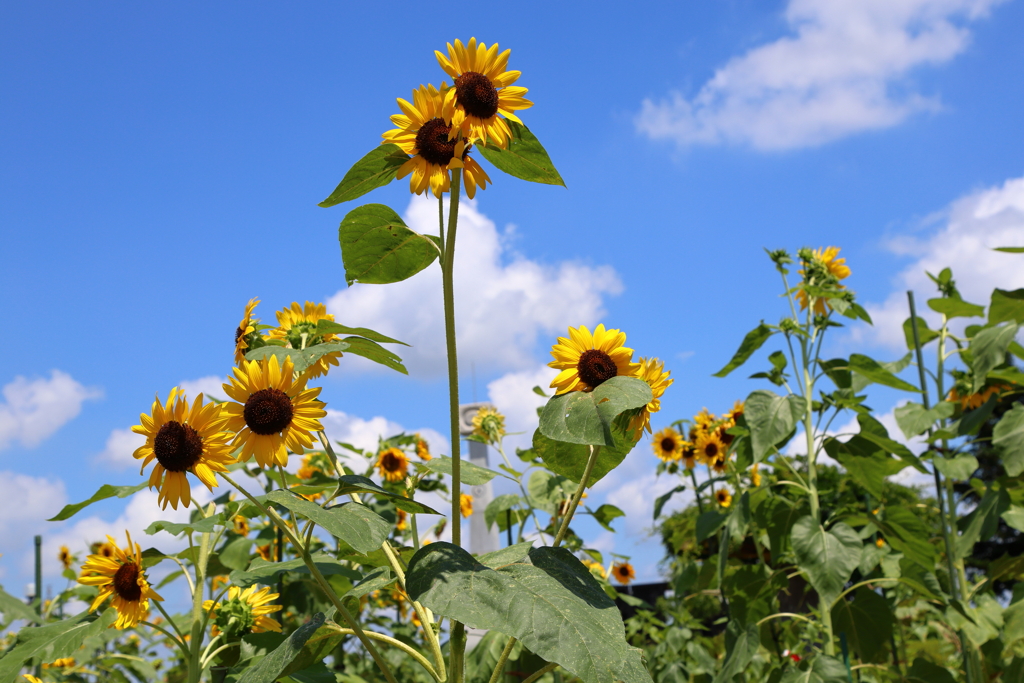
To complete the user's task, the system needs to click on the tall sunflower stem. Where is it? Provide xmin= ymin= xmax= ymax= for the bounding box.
xmin=186 ymin=503 xmax=215 ymax=683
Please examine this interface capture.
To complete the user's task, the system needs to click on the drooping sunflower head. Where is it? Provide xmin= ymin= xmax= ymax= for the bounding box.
xmin=234 ymin=298 xmax=263 ymax=365
xmin=629 ymin=358 xmax=673 ymax=437
xmin=267 ymin=301 xmax=342 ymax=379
xmin=223 ymin=354 xmax=327 ymax=469
xmin=796 ymin=246 xmax=852 ymax=314
xmin=203 ymin=585 xmax=282 ymax=638
xmin=78 ymin=531 xmax=163 ymax=630
xmin=611 ymin=561 xmax=635 ymax=585
xmin=377 ymin=447 xmax=409 ymax=483
xmin=715 ymin=489 xmax=733 ymax=508
xmin=548 ymin=324 xmax=641 ymax=395
xmin=233 ymin=515 xmax=250 ymax=536
xmin=460 ymin=493 xmax=474 ymax=518
xmin=651 ymin=427 xmax=684 ymax=462
xmin=415 ymin=434 xmax=432 ymax=461
xmin=58 ymin=545 xmax=74 ymax=570
xmin=696 ymin=431 xmax=727 ymax=467
xmin=92 ymin=540 xmax=117 ymax=559
xmin=472 ymin=406 xmax=506 ymax=444
xmin=435 ymin=38 xmax=533 ymax=148
xmin=383 ymin=83 xmax=491 ymax=199
xmin=132 ymin=388 xmax=235 ymax=510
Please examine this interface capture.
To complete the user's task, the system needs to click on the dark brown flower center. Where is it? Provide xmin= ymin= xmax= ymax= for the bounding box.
xmin=454 ymin=71 xmax=499 ymax=119
xmin=154 ymin=420 xmax=204 ymax=472
xmin=243 ymin=388 xmax=294 ymax=436
xmin=577 ymin=349 xmax=618 ymax=388
xmin=113 ymin=562 xmax=143 ymax=602
xmin=703 ymin=441 xmax=719 ymax=460
xmin=381 ymin=451 xmax=405 ymax=473
xmin=660 ymin=437 xmax=677 ymax=453
xmin=718 ymin=426 xmax=734 ymax=446
xmin=235 ymin=326 xmax=245 ymax=346
xmin=415 ymin=118 xmax=457 ymax=166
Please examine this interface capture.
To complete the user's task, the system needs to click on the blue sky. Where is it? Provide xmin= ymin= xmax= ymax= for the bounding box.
xmin=2 ymin=0 xmax=1023 ymax=596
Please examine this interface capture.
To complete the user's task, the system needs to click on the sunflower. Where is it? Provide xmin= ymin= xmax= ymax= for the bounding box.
xmin=695 ymin=431 xmax=726 ymax=467
xmin=725 ymin=400 xmax=744 ymax=423
xmin=204 ymin=585 xmax=282 ymax=638
xmin=548 ymin=324 xmax=641 ymax=395
xmin=947 ymin=383 xmax=1004 ymax=411
xmin=711 ymin=454 xmax=729 ymax=474
xmin=796 ymin=246 xmax=851 ymax=314
xmin=435 ymin=38 xmax=533 ymax=148
xmin=132 ymin=388 xmax=235 ymax=510
xmin=223 ymin=354 xmax=327 ymax=469
xmin=652 ymin=427 xmax=684 ymax=462
xmin=682 ymin=443 xmax=697 ymax=471
xmin=611 ymin=561 xmax=635 ymax=585
xmin=58 ymin=545 xmax=73 ymax=570
xmin=256 ymin=544 xmax=274 ymax=562
xmin=234 ymin=298 xmax=261 ymax=365
xmin=415 ymin=434 xmax=432 ymax=461
xmin=876 ymin=537 xmax=886 ymax=548
xmin=233 ymin=516 xmax=250 ymax=536
xmin=629 ymin=358 xmax=673 ymax=437
xmin=472 ymin=406 xmax=506 ymax=444
xmin=751 ymin=464 xmax=762 ymax=488
xmin=267 ymin=301 xmax=343 ymax=379
xmin=383 ymin=83 xmax=491 ymax=199
xmin=78 ymin=531 xmax=163 ymax=630
xmin=23 ymin=676 xmax=43 ymax=683
xmin=460 ymin=493 xmax=474 ymax=518
xmin=93 ymin=541 xmax=117 ymax=559
xmin=377 ymin=447 xmax=409 ymax=483
xmin=582 ymin=559 xmax=607 ymax=580
xmin=396 ymin=509 xmax=408 ymax=532
xmin=43 ymin=657 xmax=76 ymax=669
xmin=715 ymin=489 xmax=733 ymax=508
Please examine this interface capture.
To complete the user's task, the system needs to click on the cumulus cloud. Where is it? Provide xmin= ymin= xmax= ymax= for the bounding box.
xmin=637 ymin=0 xmax=1005 ymax=150
xmin=179 ymin=376 xmax=228 ymax=403
xmin=0 ymin=370 xmax=102 ymax=451
xmin=94 ymin=427 xmax=146 ymax=470
xmin=321 ymin=409 xmax=448 ymax=464
xmin=849 ymin=175 xmax=1024 ymax=350
xmin=327 ymin=196 xmax=622 ymax=377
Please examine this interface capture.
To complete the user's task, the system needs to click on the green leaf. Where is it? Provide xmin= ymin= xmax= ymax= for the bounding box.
xmin=989 ymin=288 xmax=1024 ymax=325
xmin=905 ymin=657 xmax=957 ymax=683
xmin=266 ymin=490 xmax=389 ymax=554
xmin=229 ymin=554 xmax=361 ymax=588
xmin=1003 ymin=505 xmax=1024 ymax=533
xmin=711 ymin=622 xmax=760 ymax=683
xmin=779 ymin=656 xmax=849 ymax=683
xmin=898 ymin=557 xmax=944 ymax=601
xmin=852 ymin=414 xmax=926 ymax=472
xmin=48 ymin=483 xmax=148 ymax=521
xmin=474 ymin=122 xmax=564 ymax=186
xmin=871 ymin=508 xmax=936 ymax=569
xmin=338 ymin=203 xmax=439 ymax=286
xmin=145 ymin=514 xmax=224 ymax=536
xmin=421 ymin=455 xmax=503 ymax=485
xmin=927 ymin=297 xmax=985 ymax=319
xmin=831 ymin=587 xmax=892 ymax=663
xmin=848 ymin=353 xmax=919 ymax=392
xmin=591 ymin=504 xmax=625 ymax=532
xmin=319 ymin=144 xmax=409 ymax=207
xmin=932 ymin=454 xmax=979 ymax=481
xmin=0 ymin=609 xmax=115 ymax=680
xmin=245 ymin=342 xmax=350 ymax=375
xmin=526 ymin=470 xmax=574 ymax=515
xmin=696 ymin=511 xmax=729 ymax=544
xmin=343 ymin=566 xmax=395 ymax=600
xmin=727 ymin=491 xmax=751 ymax=539
xmin=791 ymin=517 xmax=862 ymax=609
xmin=532 ymin=420 xmax=636 ymax=486
xmin=825 ymin=437 xmax=907 ymax=499
xmin=903 ymin=316 xmax=939 ymax=349
xmin=970 ymin=323 xmax=1019 ymax=392
xmin=893 ymin=401 xmax=955 ymax=439
xmin=314 ymin=320 xmax=408 ymax=345
xmin=653 ymin=485 xmax=685 ymax=519
xmin=333 ymin=475 xmax=440 ymax=514
xmin=994 ymin=404 xmax=1024 ymax=476
xmin=538 ymin=376 xmax=652 ymax=447
xmin=957 ymin=395 xmax=999 ymax=436
xmin=407 ymin=543 xmax=651 ymax=683
xmin=219 ymin=537 xmax=254 ymax=571
xmin=956 ymin=487 xmax=1010 ymax=559
xmin=237 ymin=612 xmax=326 ymax=683
xmin=755 ymin=498 xmax=806 ymax=560
xmin=745 ymin=390 xmax=806 ymax=461
xmin=0 ymin=585 xmax=39 ymax=624
xmin=338 ymin=336 xmax=407 ymax=374
xmin=713 ymin=323 xmax=775 ymax=377
xmin=484 ymin=494 xmax=525 ymax=531
xmin=478 ymin=542 xmax=534 ymax=568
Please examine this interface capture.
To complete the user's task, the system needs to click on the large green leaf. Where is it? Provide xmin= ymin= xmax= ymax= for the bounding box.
xmin=994 ymin=404 xmax=1024 ymax=476
xmin=229 ymin=554 xmax=361 ymax=588
xmin=711 ymin=622 xmax=760 ymax=683
xmin=145 ymin=514 xmax=224 ymax=536
xmin=237 ymin=612 xmax=326 ymax=683
xmin=474 ymin=122 xmax=564 ymax=186
xmin=48 ymin=483 xmax=148 ymax=521
xmin=338 ymin=204 xmax=439 ymax=286
xmin=421 ymin=455 xmax=503 ymax=485
xmin=713 ymin=323 xmax=774 ymax=377
xmin=956 ymin=487 xmax=1010 ymax=559
xmin=893 ymin=401 xmax=955 ymax=439
xmin=989 ymin=288 xmax=1024 ymax=325
xmin=266 ymin=490 xmax=389 ymax=554
xmin=539 ymin=376 xmax=652 ymax=447
xmin=1002 ymin=505 xmax=1024 ymax=533
xmin=0 ymin=585 xmax=39 ymax=624
xmin=755 ymin=498 xmax=806 ymax=560
xmin=696 ymin=511 xmax=729 ymax=544
xmin=484 ymin=494 xmax=526 ymax=531
xmin=532 ymin=420 xmax=636 ymax=486
xmin=932 ymin=454 xmax=979 ymax=481
xmin=927 ymin=297 xmax=985 ymax=319
xmin=406 ymin=542 xmax=651 ymax=683
xmin=970 ymin=322 xmax=1019 ymax=392
xmin=319 ymin=145 xmax=409 ymax=207
xmin=335 ymin=336 xmax=407 ymax=374
xmin=903 ymin=316 xmax=939 ymax=349
xmin=779 ymin=656 xmax=848 ymax=683
xmin=870 ymin=508 xmax=936 ymax=569
xmin=245 ymin=342 xmax=350 ymax=375
xmin=824 ymin=437 xmax=907 ymax=499
xmin=0 ymin=609 xmax=115 ymax=680
xmin=314 ymin=320 xmax=408 ymax=345
xmin=904 ymin=657 xmax=957 ymax=683
xmin=791 ymin=517 xmax=862 ymax=609
xmin=831 ymin=587 xmax=892 ymax=663
xmin=848 ymin=354 xmax=919 ymax=392
xmin=334 ymin=475 xmax=440 ymax=514
xmin=744 ymin=390 xmax=806 ymax=461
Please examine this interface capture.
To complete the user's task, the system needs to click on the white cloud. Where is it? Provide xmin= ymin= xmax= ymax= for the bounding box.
xmin=850 ymin=175 xmax=1024 ymax=350
xmin=637 ymin=0 xmax=1005 ymax=150
xmin=179 ymin=376 xmax=228 ymax=403
xmin=94 ymin=427 xmax=146 ymax=470
xmin=320 ymin=409 xmax=448 ymax=463
xmin=326 ymin=196 xmax=622 ymax=377
xmin=0 ymin=371 xmax=102 ymax=451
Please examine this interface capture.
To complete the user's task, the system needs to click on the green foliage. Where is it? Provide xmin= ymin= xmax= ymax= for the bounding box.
xmin=744 ymin=389 xmax=805 ymax=461
xmin=236 ymin=612 xmax=326 ymax=683
xmin=338 ymin=203 xmax=439 ymax=286
xmin=475 ymin=122 xmax=565 ymax=186
xmin=48 ymin=482 xmax=148 ymax=521
xmin=791 ymin=517 xmax=862 ymax=609
xmin=319 ymin=144 xmax=409 ymax=207
xmin=713 ymin=323 xmax=775 ymax=377
xmin=538 ymin=376 xmax=652 ymax=447
xmin=266 ymin=490 xmax=390 ymax=553
xmin=421 ymin=455 xmax=502 ymax=484
xmin=532 ymin=421 xmax=636 ymax=486
xmin=0 ymin=609 xmax=115 ymax=679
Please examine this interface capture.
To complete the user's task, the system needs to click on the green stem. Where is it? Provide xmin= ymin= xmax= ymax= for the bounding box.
xmin=142 ymin=621 xmax=191 ymax=662
xmin=488 ymin=635 xmax=516 ymax=683
xmin=323 ymin=624 xmax=443 ymax=682
xmin=553 ymin=445 xmax=601 ymax=548
xmin=689 ymin=467 xmax=704 ymax=515
xmin=522 ymin=663 xmax=559 ymax=683
xmin=187 ymin=504 xmax=215 ymax=683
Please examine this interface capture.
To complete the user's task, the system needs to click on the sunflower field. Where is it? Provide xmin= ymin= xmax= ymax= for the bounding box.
xmin=4 ymin=37 xmax=1024 ymax=683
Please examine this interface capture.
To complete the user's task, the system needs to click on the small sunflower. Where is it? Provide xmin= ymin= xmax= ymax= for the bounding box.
xmin=472 ymin=406 xmax=506 ymax=444
xmin=223 ymin=354 xmax=327 ymax=469
xmin=876 ymin=537 xmax=886 ymax=548
xmin=695 ymin=431 xmax=726 ymax=466
xmin=715 ymin=489 xmax=733 ymax=508
xmin=460 ymin=493 xmax=474 ymax=518
xmin=796 ymin=246 xmax=851 ymax=314
xmin=396 ymin=509 xmax=408 ymax=532
xmin=415 ymin=435 xmax=432 ymax=461
xmin=78 ymin=531 xmax=163 ymax=630
xmin=652 ymin=427 xmax=685 ymax=462
xmin=58 ymin=545 xmax=73 ymax=570
xmin=204 ymin=585 xmax=282 ymax=638
xmin=383 ymin=83 xmax=491 ymax=199
xmin=751 ymin=464 xmax=762 ymax=488
xmin=132 ymin=388 xmax=235 ymax=510
xmin=629 ymin=358 xmax=673 ymax=437
xmin=711 ymin=454 xmax=728 ymax=474
xmin=267 ymin=302 xmax=343 ymax=380
xmin=212 ymin=575 xmax=229 ymax=592
xmin=611 ymin=561 xmax=635 ymax=585
xmin=256 ymin=544 xmax=274 ymax=562
xmin=234 ymin=298 xmax=261 ymax=365
xmin=23 ymin=676 xmax=43 ymax=683
xmin=725 ymin=400 xmax=745 ymax=423
xmin=948 ymin=383 xmax=1004 ymax=411
xmin=93 ymin=541 xmax=117 ymax=559
xmin=548 ymin=324 xmax=641 ymax=395
xmin=233 ymin=516 xmax=250 ymax=536
xmin=582 ymin=559 xmax=607 ymax=580
xmin=43 ymin=657 xmax=76 ymax=669
xmin=682 ymin=445 xmax=697 ymax=471
xmin=377 ymin=447 xmax=409 ymax=483
xmin=435 ymin=38 xmax=533 ymax=148
xmin=693 ymin=409 xmax=716 ymax=431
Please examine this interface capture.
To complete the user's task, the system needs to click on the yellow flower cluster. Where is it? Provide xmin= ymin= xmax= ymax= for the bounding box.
xmin=796 ymin=246 xmax=852 ymax=315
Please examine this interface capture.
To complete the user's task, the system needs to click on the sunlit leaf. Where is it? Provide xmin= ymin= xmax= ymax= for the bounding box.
xmin=338 ymin=203 xmax=439 ymax=286
xmin=475 ymin=122 xmax=565 ymax=186
xmin=319 ymin=144 xmax=409 ymax=207
xmin=713 ymin=323 xmax=774 ymax=377
xmin=539 ymin=376 xmax=652 ymax=447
